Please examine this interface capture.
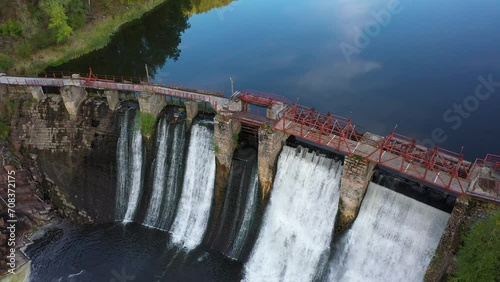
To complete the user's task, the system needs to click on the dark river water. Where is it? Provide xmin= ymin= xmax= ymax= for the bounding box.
xmin=52 ymin=0 xmax=500 ymax=160
xmin=26 ymin=222 xmax=242 ymax=281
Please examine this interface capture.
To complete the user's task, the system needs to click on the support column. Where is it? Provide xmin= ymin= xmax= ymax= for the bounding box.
xmin=185 ymin=100 xmax=199 ymax=128
xmin=258 ymin=128 xmax=289 ymax=203
xmin=137 ymin=91 xmax=166 ymax=118
xmin=104 ymin=90 xmax=119 ymax=111
xmin=59 ymin=85 xmax=87 ymax=119
xmin=266 ymin=102 xmax=286 ymax=120
xmin=29 ymin=86 xmax=47 ymax=101
xmin=338 ymin=154 xmax=376 ymax=232
xmin=209 ymin=114 xmax=241 ymax=242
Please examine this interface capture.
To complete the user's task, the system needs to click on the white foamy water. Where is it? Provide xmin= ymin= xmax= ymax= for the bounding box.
xmin=229 ymin=166 xmax=259 ymax=259
xmin=159 ymin=123 xmax=185 ymax=229
xmin=123 ymin=116 xmax=144 ymax=222
xmin=144 ymin=119 xmax=170 ymax=227
xmin=327 ymin=183 xmax=450 ymax=282
xmin=244 ymin=146 xmax=342 ymax=282
xmin=115 ymin=110 xmax=130 ymax=219
xmin=169 ymin=121 xmax=215 ymax=249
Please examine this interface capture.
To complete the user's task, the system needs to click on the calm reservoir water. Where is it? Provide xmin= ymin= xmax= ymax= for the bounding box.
xmin=53 ymin=0 xmax=500 ymax=160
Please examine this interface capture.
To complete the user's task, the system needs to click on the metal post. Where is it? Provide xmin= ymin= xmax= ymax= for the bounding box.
xmin=230 ymin=77 xmax=234 ymax=96
xmin=145 ymin=64 xmax=150 ymax=84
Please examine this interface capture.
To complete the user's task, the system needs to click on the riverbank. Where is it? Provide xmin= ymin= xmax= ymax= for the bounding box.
xmin=1 ymin=0 xmax=168 ymax=74
xmin=0 ymin=139 xmax=58 ymax=278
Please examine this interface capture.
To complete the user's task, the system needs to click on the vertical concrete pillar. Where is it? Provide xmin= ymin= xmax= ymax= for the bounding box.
xmin=185 ymin=100 xmax=199 ymax=128
xmin=209 ymin=114 xmax=241 ymax=242
xmin=266 ymin=102 xmax=287 ymax=120
xmin=338 ymin=154 xmax=376 ymax=231
xmin=28 ymin=86 xmax=47 ymax=101
xmin=59 ymin=85 xmax=87 ymax=119
xmin=424 ymin=197 xmax=469 ymax=282
xmin=104 ymin=90 xmax=119 ymax=111
xmin=258 ymin=128 xmax=289 ymax=203
xmin=138 ymin=91 xmax=166 ymax=118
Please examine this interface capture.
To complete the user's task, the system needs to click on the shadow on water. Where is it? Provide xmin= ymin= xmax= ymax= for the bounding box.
xmin=47 ymin=0 xmax=234 ymax=78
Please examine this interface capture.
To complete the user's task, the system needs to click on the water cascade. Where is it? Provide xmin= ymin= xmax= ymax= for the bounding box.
xmin=144 ymin=118 xmax=171 ymax=227
xmin=169 ymin=121 xmax=216 ymax=249
xmin=123 ymin=115 xmax=144 ymax=222
xmin=228 ymin=166 xmax=259 ymax=260
xmin=115 ymin=111 xmax=144 ymax=222
xmin=244 ymin=146 xmax=343 ymax=281
xmin=158 ymin=122 xmax=186 ymax=229
xmin=211 ymin=146 xmax=260 ymax=260
xmin=327 ymin=183 xmax=450 ymax=282
xmin=115 ymin=110 xmax=130 ymax=219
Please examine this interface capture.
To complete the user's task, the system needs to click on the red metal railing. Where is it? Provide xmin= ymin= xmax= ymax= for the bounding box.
xmin=237 ymin=89 xmax=294 ymax=106
xmin=274 ymin=103 xmax=362 ymax=154
xmin=3 ymin=72 xmax=500 ymax=199
xmin=230 ymin=112 xmax=273 ymax=127
xmin=365 ymin=132 xmax=471 ymax=193
xmin=472 ymin=154 xmax=500 ymax=172
xmin=36 ymin=70 xmax=149 ymax=85
xmin=0 ymin=71 xmax=226 ymax=112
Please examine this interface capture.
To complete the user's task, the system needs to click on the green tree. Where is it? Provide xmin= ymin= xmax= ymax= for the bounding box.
xmin=451 ymin=211 xmax=500 ymax=282
xmin=65 ymin=0 xmax=86 ymax=29
xmin=40 ymin=0 xmax=73 ymax=43
xmin=0 ymin=19 xmax=22 ymax=37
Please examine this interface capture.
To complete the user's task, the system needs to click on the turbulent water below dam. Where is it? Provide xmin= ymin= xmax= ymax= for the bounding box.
xmin=27 ymin=113 xmax=452 ymax=281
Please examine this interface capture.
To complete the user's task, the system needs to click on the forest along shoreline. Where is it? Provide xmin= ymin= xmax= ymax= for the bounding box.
xmin=0 ymin=0 xmax=168 ymax=74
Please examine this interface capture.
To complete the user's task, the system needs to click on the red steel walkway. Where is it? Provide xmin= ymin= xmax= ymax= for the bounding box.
xmin=2 ymin=72 xmax=499 ymax=202
xmin=235 ymin=90 xmax=500 ymax=201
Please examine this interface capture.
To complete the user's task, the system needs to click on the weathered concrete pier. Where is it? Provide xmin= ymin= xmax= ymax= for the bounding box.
xmin=1 ymin=71 xmax=499 ymax=227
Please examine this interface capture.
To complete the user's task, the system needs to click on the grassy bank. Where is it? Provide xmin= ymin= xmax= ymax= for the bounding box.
xmin=0 ymin=0 xmax=167 ymax=74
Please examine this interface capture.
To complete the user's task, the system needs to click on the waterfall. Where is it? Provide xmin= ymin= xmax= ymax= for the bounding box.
xmin=123 ymin=113 xmax=144 ymax=223
xmin=228 ymin=165 xmax=259 ymax=259
xmin=159 ymin=122 xmax=185 ymax=229
xmin=211 ymin=147 xmax=259 ymax=260
xmin=169 ymin=121 xmax=216 ymax=249
xmin=143 ymin=118 xmax=171 ymax=227
xmin=243 ymin=146 xmax=343 ymax=282
xmin=327 ymin=183 xmax=450 ymax=282
xmin=115 ymin=110 xmax=130 ymax=219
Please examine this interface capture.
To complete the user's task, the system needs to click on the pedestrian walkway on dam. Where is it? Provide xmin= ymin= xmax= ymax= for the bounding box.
xmin=1 ymin=71 xmax=499 ymax=203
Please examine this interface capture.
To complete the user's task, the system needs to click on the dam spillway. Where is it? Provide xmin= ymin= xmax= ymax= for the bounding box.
xmin=326 ymin=183 xmax=451 ymax=282
xmin=244 ymin=146 xmax=343 ymax=281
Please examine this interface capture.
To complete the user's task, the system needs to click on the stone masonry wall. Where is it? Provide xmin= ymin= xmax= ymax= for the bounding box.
xmin=208 ymin=114 xmax=241 ymax=243
xmin=138 ymin=91 xmax=166 ymax=119
xmin=185 ymin=100 xmax=199 ymax=128
xmin=338 ymin=154 xmax=376 ymax=232
xmin=258 ymin=128 xmax=288 ymax=203
xmin=424 ymin=197 xmax=500 ymax=281
xmin=10 ymin=95 xmax=122 ymax=222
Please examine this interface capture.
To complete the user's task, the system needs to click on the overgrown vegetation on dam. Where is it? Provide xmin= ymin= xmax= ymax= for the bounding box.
xmin=453 ymin=210 xmax=500 ymax=282
xmin=138 ymin=112 xmax=156 ymax=137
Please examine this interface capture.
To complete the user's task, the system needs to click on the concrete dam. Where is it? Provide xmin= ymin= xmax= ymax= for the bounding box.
xmin=1 ymin=71 xmax=499 ymax=281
